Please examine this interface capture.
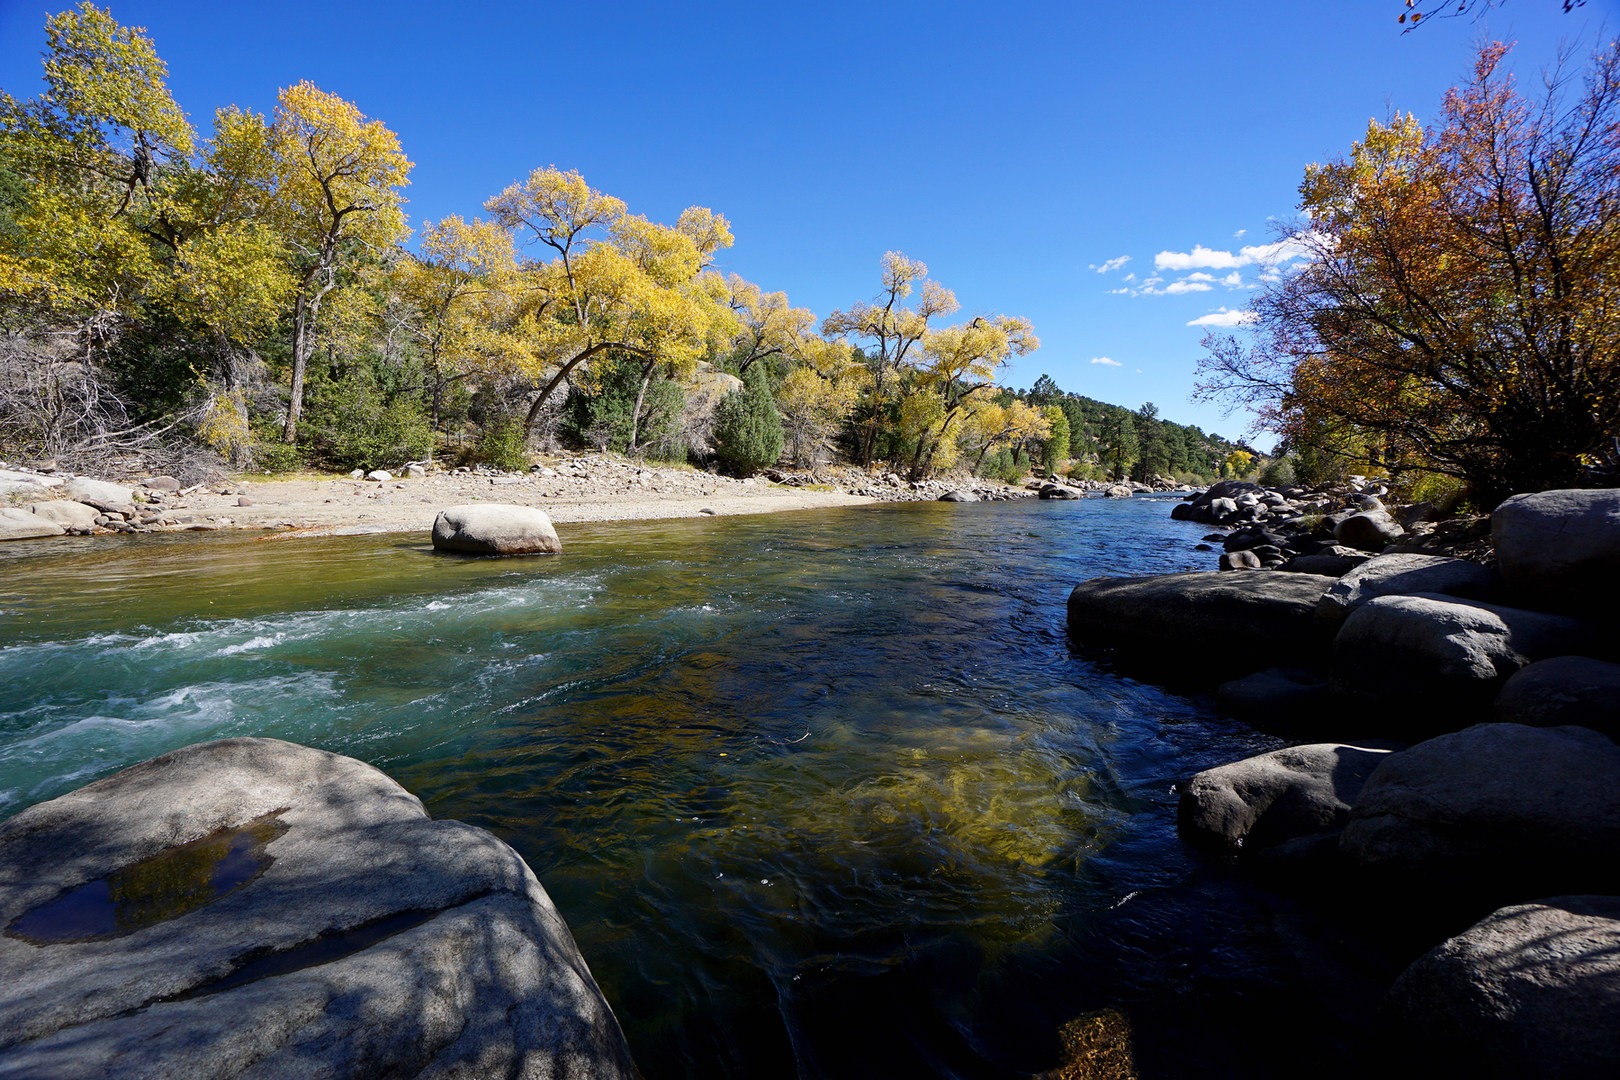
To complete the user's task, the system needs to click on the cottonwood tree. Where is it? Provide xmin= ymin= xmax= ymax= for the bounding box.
xmin=390 ymin=215 xmax=529 ymax=429
xmin=222 ymin=82 xmax=411 ymax=443
xmin=823 ymin=252 xmax=958 ymax=465
xmin=904 ymin=314 xmax=1038 ymax=477
xmin=485 ymin=167 xmax=731 ymax=443
xmin=1197 ymin=41 xmax=1620 ymax=500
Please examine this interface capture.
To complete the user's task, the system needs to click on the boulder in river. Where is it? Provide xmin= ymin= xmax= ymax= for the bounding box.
xmin=1340 ymin=723 xmax=1620 ymax=902
xmin=1067 ymin=571 xmax=1331 ymax=674
xmin=1382 ymin=895 xmax=1620 ymax=1080
xmin=1179 ymin=742 xmax=1395 ymax=858
xmin=0 ymin=737 xmax=635 ymax=1079
xmin=938 ymin=489 xmax=979 ymax=502
xmin=1492 ymin=488 xmax=1620 ymax=616
xmin=432 ymin=504 xmax=562 ymax=556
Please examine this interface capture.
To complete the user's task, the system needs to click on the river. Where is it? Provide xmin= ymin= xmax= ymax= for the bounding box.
xmin=0 ymin=497 xmax=1390 ymax=1078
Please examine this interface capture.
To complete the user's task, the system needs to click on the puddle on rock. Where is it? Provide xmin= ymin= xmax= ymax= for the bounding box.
xmin=6 ymin=811 xmax=288 ymax=944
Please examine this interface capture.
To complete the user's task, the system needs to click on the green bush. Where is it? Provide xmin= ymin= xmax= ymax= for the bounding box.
xmin=300 ymin=366 xmax=433 ymax=470
xmin=563 ymin=355 xmax=686 ymax=459
xmin=712 ymin=365 xmax=784 ymax=475
xmin=473 ymin=417 xmax=530 ymax=471
xmin=248 ymin=430 xmax=306 ymax=474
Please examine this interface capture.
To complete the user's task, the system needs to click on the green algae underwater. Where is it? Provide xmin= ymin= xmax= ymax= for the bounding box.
xmin=1 ymin=498 xmax=1386 ymax=1078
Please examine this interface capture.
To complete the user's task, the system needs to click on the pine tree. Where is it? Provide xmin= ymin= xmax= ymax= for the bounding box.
xmin=712 ymin=365 xmax=784 ymax=475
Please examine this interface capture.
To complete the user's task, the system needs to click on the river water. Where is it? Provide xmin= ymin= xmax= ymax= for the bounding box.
xmin=0 ymin=497 xmax=1389 ymax=1078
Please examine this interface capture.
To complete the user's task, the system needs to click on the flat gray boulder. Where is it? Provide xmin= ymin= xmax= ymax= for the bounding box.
xmin=1331 ymin=593 xmax=1596 ymax=708
xmin=1341 ymin=723 xmax=1620 ymax=898
xmin=62 ymin=476 xmax=132 ymax=506
xmin=1179 ymin=742 xmax=1395 ymax=855
xmin=432 ymin=504 xmax=562 ymax=556
xmin=0 ymin=737 xmax=634 ymax=1079
xmin=1493 ymin=488 xmax=1620 ymax=615
xmin=26 ymin=500 xmax=100 ymax=530
xmin=1494 ymin=656 xmax=1620 ymax=740
xmin=1383 ymin=896 xmax=1620 ymax=1079
xmin=0 ymin=507 xmax=65 ymax=541
xmin=1316 ymin=553 xmax=1497 ymax=630
xmin=1067 ymin=571 xmax=1330 ymax=672
xmin=938 ymin=489 xmax=978 ymax=502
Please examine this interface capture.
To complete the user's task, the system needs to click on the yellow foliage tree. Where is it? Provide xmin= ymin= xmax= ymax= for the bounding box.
xmin=486 ymin=166 xmax=735 ymax=441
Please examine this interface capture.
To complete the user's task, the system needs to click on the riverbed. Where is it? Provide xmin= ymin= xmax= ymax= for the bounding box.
xmin=0 ymin=497 xmax=1393 ymax=1077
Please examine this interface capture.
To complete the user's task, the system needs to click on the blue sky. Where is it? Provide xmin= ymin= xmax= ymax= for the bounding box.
xmin=2 ymin=0 xmax=1614 ymax=444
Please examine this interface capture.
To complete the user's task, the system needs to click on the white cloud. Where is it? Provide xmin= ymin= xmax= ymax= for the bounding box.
xmin=1164 ymin=280 xmax=1213 ymax=294
xmin=1123 ymin=272 xmax=1137 ymax=282
xmin=1155 ymin=244 xmax=1248 ymax=271
xmin=1186 ymin=307 xmax=1258 ymax=328
xmin=1092 ymin=255 xmax=1131 ymax=274
xmin=1221 ymin=271 xmax=1243 ymax=287
xmin=1156 ymin=233 xmax=1318 ymax=274
xmin=1108 ymin=287 xmax=1131 ymax=294
xmin=1185 ymin=272 xmax=1216 ymax=283
xmin=1090 ymin=356 xmax=1122 ymax=367
xmin=1234 ymin=228 xmax=1247 ymax=238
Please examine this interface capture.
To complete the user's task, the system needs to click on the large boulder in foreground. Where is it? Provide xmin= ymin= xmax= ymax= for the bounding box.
xmin=1493 ymin=656 xmax=1620 ymax=740
xmin=1383 ymin=896 xmax=1620 ymax=1080
xmin=1340 ymin=723 xmax=1620 ymax=901
xmin=432 ymin=503 xmax=562 ymax=555
xmin=0 ymin=738 xmax=634 ymax=1078
xmin=1179 ymin=742 xmax=1395 ymax=857
xmin=1492 ymin=488 xmax=1620 ymax=615
xmin=1067 ymin=571 xmax=1330 ymax=673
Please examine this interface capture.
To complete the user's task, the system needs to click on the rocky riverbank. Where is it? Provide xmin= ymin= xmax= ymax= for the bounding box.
xmin=0 ymin=455 xmax=1049 ymax=541
xmin=1069 ymin=486 xmax=1620 ymax=1077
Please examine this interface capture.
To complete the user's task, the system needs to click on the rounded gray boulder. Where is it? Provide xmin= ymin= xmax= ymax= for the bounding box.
xmin=1383 ymin=896 xmax=1620 ymax=1079
xmin=0 ymin=737 xmax=634 ymax=1078
xmin=1493 ymin=655 xmax=1620 ymax=740
xmin=1179 ymin=742 xmax=1395 ymax=856
xmin=1340 ymin=723 xmax=1620 ymax=900
xmin=432 ymin=504 xmax=562 ymax=555
xmin=1492 ymin=488 xmax=1620 ymax=615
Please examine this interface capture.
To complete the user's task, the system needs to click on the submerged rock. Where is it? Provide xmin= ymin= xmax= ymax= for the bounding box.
xmin=0 ymin=737 xmax=634 ymax=1079
xmin=1383 ymin=896 xmax=1620 ymax=1080
xmin=432 ymin=504 xmax=562 ymax=556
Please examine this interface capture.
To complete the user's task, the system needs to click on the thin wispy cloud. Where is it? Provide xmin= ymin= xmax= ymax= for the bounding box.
xmin=1091 ymin=356 xmax=1122 ymax=367
xmin=1155 ymin=234 xmax=1316 ymax=272
xmin=1164 ymin=280 xmax=1213 ymax=294
xmin=1091 ymin=255 xmax=1131 ymax=274
xmin=1186 ymin=307 xmax=1257 ymax=328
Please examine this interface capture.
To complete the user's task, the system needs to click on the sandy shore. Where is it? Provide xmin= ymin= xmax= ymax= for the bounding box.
xmin=183 ymin=458 xmax=878 ymax=536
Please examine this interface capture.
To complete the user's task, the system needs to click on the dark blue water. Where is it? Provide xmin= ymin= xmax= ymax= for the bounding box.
xmin=0 ymin=497 xmax=1385 ymax=1077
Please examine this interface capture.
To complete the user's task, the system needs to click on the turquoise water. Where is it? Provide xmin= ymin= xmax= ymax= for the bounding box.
xmin=0 ymin=498 xmax=1342 ymax=1077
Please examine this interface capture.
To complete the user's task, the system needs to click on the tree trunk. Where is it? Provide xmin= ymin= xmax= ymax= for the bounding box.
xmin=627 ymin=359 xmax=656 ymax=454
xmin=282 ymin=290 xmax=311 ymax=443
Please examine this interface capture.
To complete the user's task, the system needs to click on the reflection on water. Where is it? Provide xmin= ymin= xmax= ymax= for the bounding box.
xmin=7 ymin=812 xmax=285 ymax=943
xmin=0 ymin=499 xmax=1383 ymax=1077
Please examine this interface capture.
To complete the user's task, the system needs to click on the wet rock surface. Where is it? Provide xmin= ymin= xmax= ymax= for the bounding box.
xmin=0 ymin=737 xmax=634 ymax=1079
